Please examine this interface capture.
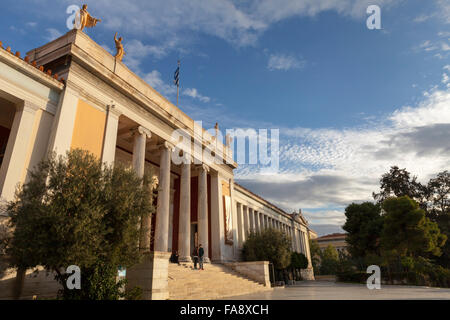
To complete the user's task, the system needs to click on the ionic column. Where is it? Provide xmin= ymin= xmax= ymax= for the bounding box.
xmin=101 ymin=105 xmax=122 ymax=166
xmin=132 ymin=127 xmax=151 ymax=251
xmin=299 ymin=230 xmax=304 ymax=253
xmin=132 ymin=126 xmax=151 ymax=178
xmin=168 ymin=187 xmax=176 ymax=252
xmin=178 ymin=155 xmax=192 ymax=262
xmin=154 ymin=142 xmax=173 ymax=252
xmin=254 ymin=211 xmax=260 ymax=233
xmin=260 ymin=213 xmax=264 ymax=231
xmin=198 ymin=164 xmax=210 ymax=262
xmin=243 ymin=205 xmax=249 ymax=236
xmin=236 ymin=203 xmax=244 ymax=247
xmin=304 ymin=231 xmax=313 ymax=268
xmin=0 ymin=101 xmax=39 ymax=201
xmin=249 ymin=208 xmax=255 ymax=233
xmin=292 ymin=227 xmax=297 ymax=252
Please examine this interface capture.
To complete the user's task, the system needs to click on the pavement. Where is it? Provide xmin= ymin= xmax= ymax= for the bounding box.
xmin=224 ymin=281 xmax=450 ymax=300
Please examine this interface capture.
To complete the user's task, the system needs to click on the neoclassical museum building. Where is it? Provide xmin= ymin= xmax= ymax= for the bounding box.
xmin=0 ymin=30 xmax=314 ymax=299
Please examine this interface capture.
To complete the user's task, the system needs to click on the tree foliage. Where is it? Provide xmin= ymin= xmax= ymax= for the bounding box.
xmin=343 ymin=202 xmax=384 ymax=259
xmin=381 ymin=196 xmax=447 ymax=258
xmin=290 ymin=252 xmax=308 ymax=269
xmin=373 ymin=166 xmax=424 ymax=204
xmin=7 ymin=149 xmax=155 ymax=299
xmin=319 ymin=245 xmax=339 ymax=275
xmin=309 ymin=239 xmax=321 ymax=273
xmin=242 ymin=228 xmax=292 ymax=269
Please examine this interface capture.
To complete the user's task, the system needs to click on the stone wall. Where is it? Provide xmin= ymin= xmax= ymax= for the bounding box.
xmin=224 ymin=261 xmax=271 ymax=287
xmin=300 ymin=267 xmax=315 ymax=280
xmin=125 ymin=251 xmax=171 ymax=300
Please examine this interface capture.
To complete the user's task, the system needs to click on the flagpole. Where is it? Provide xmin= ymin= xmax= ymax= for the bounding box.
xmin=176 ymin=60 xmax=180 ymax=108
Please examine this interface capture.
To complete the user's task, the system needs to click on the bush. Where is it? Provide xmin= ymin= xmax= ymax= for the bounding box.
xmin=242 ymin=228 xmax=291 ymax=270
xmin=290 ymin=252 xmax=308 ymax=269
xmin=319 ymin=245 xmax=339 ymax=275
xmin=336 ymin=271 xmax=367 ymax=283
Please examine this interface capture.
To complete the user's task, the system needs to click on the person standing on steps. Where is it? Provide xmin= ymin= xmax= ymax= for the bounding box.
xmin=192 ymin=246 xmax=199 ymax=270
xmin=198 ymin=244 xmax=205 ymax=270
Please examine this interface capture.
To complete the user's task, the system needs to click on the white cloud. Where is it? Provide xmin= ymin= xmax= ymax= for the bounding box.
xmin=443 ymin=72 xmax=449 ymax=86
xmin=32 ymin=0 xmax=401 ymax=51
xmin=143 ymin=70 xmax=176 ymax=96
xmin=236 ymin=84 xmax=450 ymax=227
xmin=267 ymin=53 xmax=306 ymax=71
xmin=436 ymin=0 xmax=450 ymax=23
xmin=122 ymin=39 xmax=178 ymax=71
xmin=183 ymin=88 xmax=211 ymax=103
xmin=45 ymin=28 xmax=62 ymax=41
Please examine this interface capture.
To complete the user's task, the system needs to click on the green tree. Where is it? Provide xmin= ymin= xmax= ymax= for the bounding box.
xmin=427 ymin=171 xmax=450 ymax=217
xmin=290 ymin=252 xmax=308 ymax=269
xmin=343 ymin=202 xmax=384 ymax=259
xmin=319 ymin=245 xmax=339 ymax=275
xmin=7 ymin=149 xmax=155 ymax=300
xmin=381 ymin=196 xmax=447 ymax=258
xmin=373 ymin=166 xmax=425 ymax=205
xmin=309 ymin=239 xmax=321 ymax=274
xmin=242 ymin=228 xmax=291 ymax=270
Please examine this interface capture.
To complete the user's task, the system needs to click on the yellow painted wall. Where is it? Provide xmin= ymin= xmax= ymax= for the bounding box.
xmin=222 ymin=181 xmax=230 ymax=196
xmin=71 ymin=99 xmax=106 ymax=158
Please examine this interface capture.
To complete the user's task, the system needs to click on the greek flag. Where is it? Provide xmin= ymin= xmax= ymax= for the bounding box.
xmin=174 ymin=63 xmax=180 ymax=87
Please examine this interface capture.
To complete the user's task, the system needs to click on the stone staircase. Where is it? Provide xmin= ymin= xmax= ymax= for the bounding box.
xmin=168 ymin=262 xmax=272 ymax=300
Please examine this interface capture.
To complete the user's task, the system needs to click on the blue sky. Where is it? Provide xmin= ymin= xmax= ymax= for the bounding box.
xmin=2 ymin=0 xmax=449 ymax=235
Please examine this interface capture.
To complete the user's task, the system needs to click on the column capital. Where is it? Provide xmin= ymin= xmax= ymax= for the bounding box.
xmin=132 ymin=126 xmax=151 ymax=138
xmin=195 ymin=163 xmax=210 ymax=173
xmin=106 ymin=104 xmax=123 ymax=118
xmin=159 ymin=141 xmax=175 ymax=151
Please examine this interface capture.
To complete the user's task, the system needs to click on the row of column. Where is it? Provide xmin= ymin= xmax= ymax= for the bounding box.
xmin=235 ymin=202 xmax=306 ymax=255
xmin=127 ymin=125 xmax=210 ymax=262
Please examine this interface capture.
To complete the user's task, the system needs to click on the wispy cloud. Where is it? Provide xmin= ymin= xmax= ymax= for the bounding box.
xmin=236 ymin=67 xmax=450 ymax=228
xmin=183 ymin=88 xmax=211 ymax=103
xmin=45 ymin=28 xmax=62 ymax=42
xmin=142 ymin=70 xmax=176 ymax=96
xmin=267 ymin=53 xmax=306 ymax=71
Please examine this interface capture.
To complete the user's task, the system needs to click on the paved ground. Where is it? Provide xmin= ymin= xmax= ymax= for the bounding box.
xmin=225 ymin=281 xmax=450 ymax=300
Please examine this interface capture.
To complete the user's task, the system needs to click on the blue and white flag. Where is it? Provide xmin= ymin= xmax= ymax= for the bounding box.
xmin=174 ymin=62 xmax=180 ymax=87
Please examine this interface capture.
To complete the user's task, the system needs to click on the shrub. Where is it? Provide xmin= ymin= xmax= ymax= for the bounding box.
xmin=242 ymin=228 xmax=291 ymax=270
xmin=290 ymin=252 xmax=308 ymax=269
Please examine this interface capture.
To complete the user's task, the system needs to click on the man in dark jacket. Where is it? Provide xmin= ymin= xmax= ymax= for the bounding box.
xmin=192 ymin=246 xmax=199 ymax=270
xmin=198 ymin=244 xmax=205 ymax=270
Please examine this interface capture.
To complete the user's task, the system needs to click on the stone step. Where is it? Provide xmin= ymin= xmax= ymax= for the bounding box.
xmin=168 ymin=263 xmax=272 ymax=300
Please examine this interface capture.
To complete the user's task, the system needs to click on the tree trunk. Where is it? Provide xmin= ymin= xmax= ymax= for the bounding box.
xmin=13 ymin=267 xmax=26 ymax=300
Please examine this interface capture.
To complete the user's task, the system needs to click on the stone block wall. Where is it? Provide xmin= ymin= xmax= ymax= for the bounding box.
xmin=125 ymin=251 xmax=171 ymax=300
xmin=300 ymin=267 xmax=315 ymax=280
xmin=224 ymin=261 xmax=271 ymax=287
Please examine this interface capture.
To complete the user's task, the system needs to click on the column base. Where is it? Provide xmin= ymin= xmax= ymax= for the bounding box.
xmin=178 ymin=256 xmax=192 ymax=263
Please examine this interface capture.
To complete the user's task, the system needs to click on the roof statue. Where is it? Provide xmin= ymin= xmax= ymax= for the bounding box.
xmin=114 ymin=32 xmax=126 ymax=61
xmin=76 ymin=4 xmax=102 ymax=32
